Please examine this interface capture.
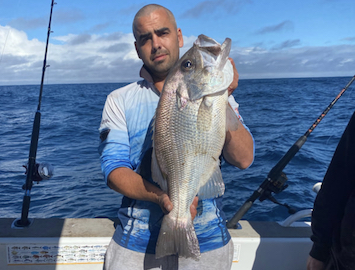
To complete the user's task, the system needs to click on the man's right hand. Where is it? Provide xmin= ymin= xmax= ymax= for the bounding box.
xmin=158 ymin=194 xmax=199 ymax=221
xmin=108 ymin=167 xmax=199 ymax=221
xmin=307 ymin=256 xmax=325 ymax=270
xmin=157 ymin=193 xmax=173 ymax=214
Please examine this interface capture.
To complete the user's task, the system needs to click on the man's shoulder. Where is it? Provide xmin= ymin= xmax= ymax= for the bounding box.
xmin=109 ymin=80 xmax=147 ymax=96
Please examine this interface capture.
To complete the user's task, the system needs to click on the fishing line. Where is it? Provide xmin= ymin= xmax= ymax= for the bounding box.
xmin=13 ymin=0 xmax=56 ymax=228
xmin=227 ymin=75 xmax=355 ymax=229
xmin=0 ymin=0 xmax=23 ymax=65
xmin=325 ymin=85 xmax=354 ymax=145
xmin=0 ymin=27 xmax=10 ymax=64
xmin=304 ymin=76 xmax=355 ymax=137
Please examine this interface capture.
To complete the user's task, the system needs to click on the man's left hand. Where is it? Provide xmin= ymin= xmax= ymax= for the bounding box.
xmin=190 ymin=196 xmax=199 ymax=221
xmin=228 ymin=58 xmax=239 ymax=96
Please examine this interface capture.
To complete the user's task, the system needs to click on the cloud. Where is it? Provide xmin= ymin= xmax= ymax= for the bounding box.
xmin=272 ymin=39 xmax=301 ymax=50
xmin=230 ymin=44 xmax=355 ymax=79
xmin=99 ymin=32 xmax=126 ymax=42
xmin=89 ymin=22 xmax=112 ymax=33
xmin=181 ymin=0 xmax=251 ymax=18
xmin=341 ymin=36 xmax=355 ymax=42
xmin=0 ymin=25 xmax=141 ymax=85
xmin=118 ymin=3 xmax=146 ymax=16
xmin=53 ymin=8 xmax=85 ymax=24
xmin=8 ymin=17 xmax=47 ymax=30
xmin=255 ymin=20 xmax=294 ymax=35
xmin=67 ymin=34 xmax=92 ymax=45
xmin=1 ymin=25 xmax=354 ymax=85
xmin=6 ymin=8 xmax=85 ymax=31
xmin=180 ymin=35 xmax=198 ymax=55
xmin=99 ymin=43 xmax=132 ymax=53
xmin=0 ymin=26 xmax=43 ymax=58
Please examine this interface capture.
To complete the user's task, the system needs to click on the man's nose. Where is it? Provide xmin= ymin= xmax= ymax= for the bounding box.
xmin=151 ymin=35 xmax=161 ymax=51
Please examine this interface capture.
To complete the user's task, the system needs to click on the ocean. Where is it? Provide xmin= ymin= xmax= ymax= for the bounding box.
xmin=0 ymin=77 xmax=354 ymax=222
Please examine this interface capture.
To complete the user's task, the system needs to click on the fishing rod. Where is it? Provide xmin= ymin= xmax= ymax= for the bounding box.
xmin=13 ymin=0 xmax=56 ymax=228
xmin=227 ymin=75 xmax=355 ymax=229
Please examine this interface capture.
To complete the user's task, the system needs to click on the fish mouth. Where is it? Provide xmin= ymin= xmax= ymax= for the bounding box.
xmin=195 ymin=34 xmax=231 ymax=69
xmin=184 ymin=34 xmax=233 ymax=101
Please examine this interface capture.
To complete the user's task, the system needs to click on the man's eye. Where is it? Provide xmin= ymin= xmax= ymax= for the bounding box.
xmin=158 ymin=31 xmax=169 ymax=37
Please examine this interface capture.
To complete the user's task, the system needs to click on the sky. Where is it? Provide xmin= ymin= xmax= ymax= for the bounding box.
xmin=0 ymin=0 xmax=354 ymax=85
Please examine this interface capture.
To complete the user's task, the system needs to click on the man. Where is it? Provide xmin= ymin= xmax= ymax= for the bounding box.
xmin=99 ymin=4 xmax=254 ymax=270
xmin=307 ymin=111 xmax=355 ymax=270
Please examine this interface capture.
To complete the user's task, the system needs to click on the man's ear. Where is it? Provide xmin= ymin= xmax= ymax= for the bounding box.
xmin=177 ymin=28 xmax=184 ymax=48
xmin=134 ymin=41 xmax=141 ymax=59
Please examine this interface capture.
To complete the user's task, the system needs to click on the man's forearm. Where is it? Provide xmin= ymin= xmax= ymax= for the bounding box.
xmin=107 ymin=167 xmax=167 ymax=206
xmin=108 ymin=167 xmax=196 ymax=215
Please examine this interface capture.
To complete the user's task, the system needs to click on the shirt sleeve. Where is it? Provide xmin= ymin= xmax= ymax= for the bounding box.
xmin=228 ymin=95 xmax=246 ymax=125
xmin=98 ymin=92 xmax=132 ymax=185
xmin=309 ymin=112 xmax=355 ymax=261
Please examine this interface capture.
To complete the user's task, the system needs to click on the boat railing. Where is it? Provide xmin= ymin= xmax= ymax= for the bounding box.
xmin=278 ymin=182 xmax=322 ymax=227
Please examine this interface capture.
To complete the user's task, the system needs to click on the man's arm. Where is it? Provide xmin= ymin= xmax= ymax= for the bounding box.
xmin=223 ymin=119 xmax=254 ymax=169
xmin=308 ymin=112 xmax=355 ymax=267
xmin=107 ymin=167 xmax=198 ymax=217
xmin=107 ymin=167 xmax=172 ymax=213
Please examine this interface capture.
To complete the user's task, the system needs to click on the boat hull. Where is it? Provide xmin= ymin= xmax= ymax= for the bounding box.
xmin=0 ymin=218 xmax=312 ymax=270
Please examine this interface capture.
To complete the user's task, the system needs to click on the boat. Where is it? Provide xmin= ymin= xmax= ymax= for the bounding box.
xmin=0 ymin=211 xmax=313 ymax=270
xmin=1 ymin=173 xmax=322 ymax=270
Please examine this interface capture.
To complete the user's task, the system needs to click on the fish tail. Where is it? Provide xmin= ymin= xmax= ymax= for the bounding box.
xmin=155 ymin=214 xmax=200 ymax=260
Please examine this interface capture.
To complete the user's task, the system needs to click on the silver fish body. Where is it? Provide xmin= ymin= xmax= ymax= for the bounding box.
xmin=152 ymin=35 xmax=234 ymax=260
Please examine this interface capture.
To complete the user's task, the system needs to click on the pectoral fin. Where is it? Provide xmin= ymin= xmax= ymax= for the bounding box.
xmin=197 ymin=166 xmax=225 ymax=200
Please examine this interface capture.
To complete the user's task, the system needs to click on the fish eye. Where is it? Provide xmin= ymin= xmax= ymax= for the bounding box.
xmin=182 ymin=59 xmax=193 ymax=70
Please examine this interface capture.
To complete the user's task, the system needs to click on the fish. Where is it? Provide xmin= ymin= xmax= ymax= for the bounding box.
xmin=151 ymin=34 xmax=236 ymax=260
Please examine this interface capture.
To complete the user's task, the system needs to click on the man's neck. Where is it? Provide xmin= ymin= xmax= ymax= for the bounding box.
xmin=154 ymin=80 xmax=165 ymax=93
xmin=140 ymin=65 xmax=167 ymax=93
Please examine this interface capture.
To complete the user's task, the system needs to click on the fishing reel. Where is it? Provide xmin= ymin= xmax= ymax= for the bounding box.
xmin=22 ymin=162 xmax=54 ymax=186
xmin=259 ymin=171 xmax=297 ymax=214
xmin=259 ymin=171 xmax=288 ymax=201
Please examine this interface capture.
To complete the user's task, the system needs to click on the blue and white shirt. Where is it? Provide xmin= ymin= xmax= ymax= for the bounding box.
xmin=99 ymin=67 xmax=251 ymax=254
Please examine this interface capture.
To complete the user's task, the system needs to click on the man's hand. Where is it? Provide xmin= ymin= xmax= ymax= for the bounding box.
xmin=307 ymin=256 xmax=325 ymax=270
xmin=158 ymin=194 xmax=199 ymax=221
xmin=190 ymin=196 xmax=199 ymax=221
xmin=157 ymin=193 xmax=173 ymax=214
xmin=227 ymin=58 xmax=239 ymax=96
xmin=108 ymin=168 xmax=200 ymax=220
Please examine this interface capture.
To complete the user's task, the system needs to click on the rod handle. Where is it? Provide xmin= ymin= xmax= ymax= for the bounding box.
xmin=227 ymin=193 xmax=259 ymax=228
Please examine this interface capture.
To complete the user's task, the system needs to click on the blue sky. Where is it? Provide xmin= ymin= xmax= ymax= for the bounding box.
xmin=0 ymin=0 xmax=354 ymax=85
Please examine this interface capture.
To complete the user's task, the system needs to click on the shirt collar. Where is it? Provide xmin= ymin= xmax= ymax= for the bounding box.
xmin=139 ymin=65 xmax=160 ymax=96
xmin=139 ymin=65 xmax=154 ymax=83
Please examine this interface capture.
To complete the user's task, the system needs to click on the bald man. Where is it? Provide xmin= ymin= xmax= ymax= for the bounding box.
xmin=99 ymin=4 xmax=254 ymax=269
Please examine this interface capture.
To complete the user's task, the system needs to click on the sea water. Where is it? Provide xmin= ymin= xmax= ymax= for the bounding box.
xmin=0 ymin=77 xmax=354 ymax=221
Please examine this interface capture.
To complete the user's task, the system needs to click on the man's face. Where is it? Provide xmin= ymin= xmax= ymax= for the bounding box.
xmin=134 ymin=9 xmax=183 ymax=81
